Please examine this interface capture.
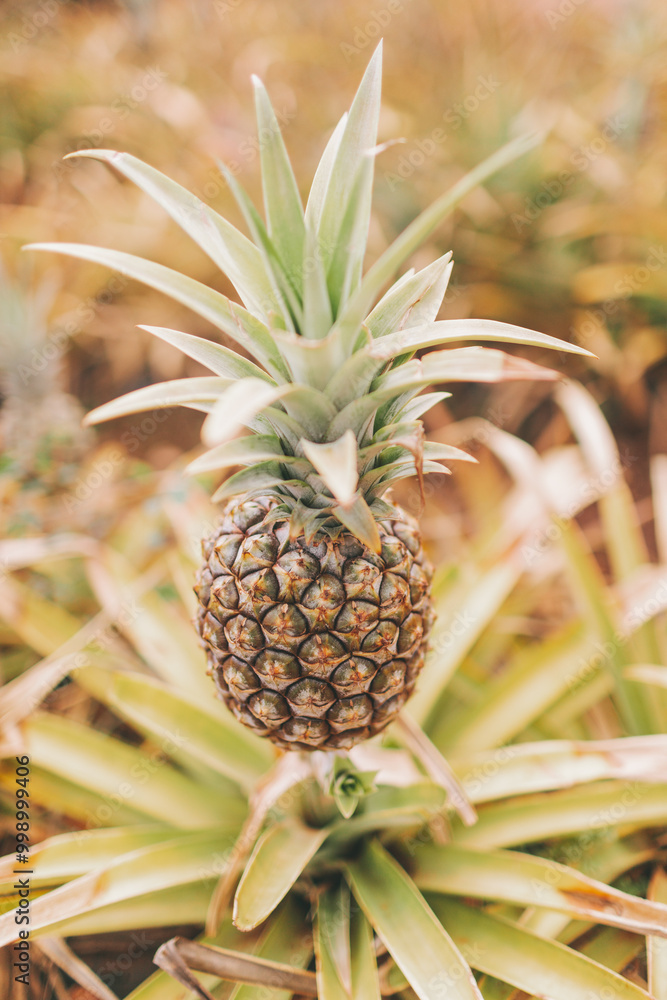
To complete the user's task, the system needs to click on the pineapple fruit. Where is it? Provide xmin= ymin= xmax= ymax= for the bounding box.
xmin=196 ymin=496 xmax=434 ymax=749
xmin=27 ymin=44 xmax=589 ymax=750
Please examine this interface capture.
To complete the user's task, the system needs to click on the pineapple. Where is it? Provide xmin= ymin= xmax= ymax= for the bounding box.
xmin=27 ymin=44 xmax=589 ymax=750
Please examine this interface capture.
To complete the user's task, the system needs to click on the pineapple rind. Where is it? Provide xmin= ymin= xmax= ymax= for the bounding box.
xmin=196 ymin=496 xmax=434 ymax=751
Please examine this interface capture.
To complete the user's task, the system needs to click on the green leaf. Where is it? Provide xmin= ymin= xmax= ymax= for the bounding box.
xmin=0 ymin=765 xmax=148 ymax=828
xmin=427 ymin=896 xmax=653 ymax=1000
xmin=399 ymin=391 xmax=450 ymax=421
xmin=349 ymin=904 xmax=382 ymax=1000
xmin=323 ymin=336 xmax=385 ymax=410
xmin=28 ymin=881 xmax=215 ymax=939
xmin=0 ymin=826 xmax=176 ymax=886
xmin=138 ymin=325 xmax=275 ymax=382
xmin=301 ymin=431 xmax=359 ymax=505
xmin=373 ymin=347 xmax=558 ymax=394
xmin=19 ymin=712 xmax=240 ymax=829
xmin=253 ymin=77 xmax=305 ymax=295
xmin=409 ymin=561 xmax=520 ymax=731
xmin=202 ymin=379 xmax=336 ymax=447
xmin=369 ymin=317 xmax=595 ymax=361
xmin=365 ymin=253 xmax=453 ymax=339
xmin=0 ymin=576 xmax=81 ymax=657
xmin=305 ymin=113 xmax=347 ymax=232
xmin=329 ymin=756 xmax=377 ymax=819
xmin=558 ymin=520 xmax=651 ymax=734
xmin=437 ymin=623 xmax=592 ymax=753
xmin=216 ymin=159 xmax=301 ymax=332
xmin=211 ymin=462 xmax=295 ymax=504
xmin=411 ymin=843 xmax=667 ymax=937
xmin=25 ymin=243 xmax=287 ymax=379
xmin=337 ymin=131 xmax=543 ymax=338
xmin=230 ymin=896 xmax=313 ymax=1000
xmin=316 ymin=43 xmax=382 ymax=285
xmin=95 ymin=549 xmax=214 ymax=703
xmin=346 ymin=840 xmax=483 ymax=1000
xmin=315 ymin=883 xmax=352 ymax=1000
xmin=187 ymin=436 xmax=286 ymax=474
xmin=452 ymin=780 xmax=667 ymax=849
xmin=84 ymin=376 xmax=229 ymax=425
xmin=233 ymin=818 xmax=329 ymax=931
xmin=331 ymin=494 xmax=381 ymax=553
xmin=302 ymin=218 xmax=334 ymax=339
xmin=272 ymin=329 xmax=346 ymax=390
xmin=314 ymin=882 xmax=381 ymax=1000
xmin=73 ymin=664 xmax=270 ymax=790
xmin=407 ymin=258 xmax=455 ymax=327
xmin=0 ymin=832 xmax=231 ymax=945
xmin=453 ymin=733 xmax=667 ymax=804
xmin=327 ymin=153 xmax=375 ymax=314
xmin=66 ymin=149 xmax=281 ymax=321
xmin=315 ymin=783 xmax=447 ymax=865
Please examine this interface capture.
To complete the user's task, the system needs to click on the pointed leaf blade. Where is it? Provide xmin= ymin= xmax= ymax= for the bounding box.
xmin=305 ymin=113 xmax=347 ymax=231
xmin=338 ymin=132 xmax=543 ymax=334
xmin=73 ymin=664 xmax=269 ymax=790
xmin=346 ymin=840 xmax=483 ymax=1000
xmin=187 ymin=436 xmax=285 ymax=474
xmin=138 ymin=326 xmax=274 ymax=382
xmin=365 ymin=254 xmax=453 ymax=339
xmin=252 ymin=76 xmax=305 ymax=292
xmin=66 ymin=149 xmax=280 ymax=320
xmin=317 ymin=44 xmax=382 ymax=280
xmin=25 ymin=242 xmax=285 ymax=377
xmin=201 ymin=380 xmax=289 ymax=447
xmin=412 ymin=844 xmax=667 ymax=938
xmin=369 ymin=318 xmax=595 ymax=361
xmin=350 ymin=905 xmax=382 ymax=1000
xmin=301 ymin=430 xmax=358 ymax=505
xmin=373 ymin=347 xmax=559 ymax=394
xmin=332 ymin=495 xmax=381 ymax=553
xmin=315 ymin=884 xmax=352 ymax=1000
xmin=84 ymin=377 xmax=229 ymax=426
xmin=428 ymin=897 xmax=654 ymax=1000
xmin=233 ymin=819 xmax=328 ymax=931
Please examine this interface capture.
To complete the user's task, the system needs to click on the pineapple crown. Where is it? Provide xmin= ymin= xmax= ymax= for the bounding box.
xmin=27 ymin=43 xmax=591 ymax=551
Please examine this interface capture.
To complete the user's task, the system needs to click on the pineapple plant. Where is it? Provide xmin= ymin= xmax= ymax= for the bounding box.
xmin=25 ymin=43 xmax=591 ymax=752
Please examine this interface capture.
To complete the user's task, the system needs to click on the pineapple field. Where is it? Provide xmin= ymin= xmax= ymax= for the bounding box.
xmin=2 ymin=1 xmax=667 ymax=998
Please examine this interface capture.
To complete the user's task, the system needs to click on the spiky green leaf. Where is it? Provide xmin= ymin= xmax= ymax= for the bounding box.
xmin=234 ymin=819 xmax=329 ymax=932
xmin=346 ymin=840 xmax=483 ymax=1000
